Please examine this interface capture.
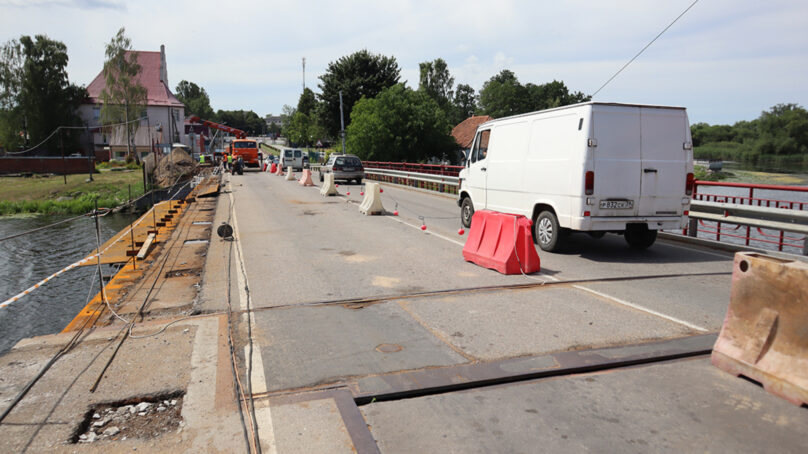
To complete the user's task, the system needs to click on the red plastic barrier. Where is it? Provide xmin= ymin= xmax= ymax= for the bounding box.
xmin=462 ymin=210 xmax=540 ymax=275
xmin=263 ymin=162 xmax=268 ymax=172
xmin=270 ymin=163 xmax=277 ymax=173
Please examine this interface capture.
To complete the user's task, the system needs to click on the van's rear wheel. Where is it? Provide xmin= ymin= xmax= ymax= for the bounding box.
xmin=535 ymin=211 xmax=562 ymax=252
xmin=319 ymin=172 xmax=324 ymax=182
xmin=624 ymin=224 xmax=657 ymax=249
xmin=460 ymin=197 xmax=474 ymax=228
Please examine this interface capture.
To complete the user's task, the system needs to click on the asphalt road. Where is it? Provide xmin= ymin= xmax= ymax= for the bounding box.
xmin=206 ymin=169 xmax=806 ymax=453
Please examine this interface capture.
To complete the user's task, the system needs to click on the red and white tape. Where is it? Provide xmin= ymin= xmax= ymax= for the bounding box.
xmin=0 ymin=204 xmax=159 ymax=309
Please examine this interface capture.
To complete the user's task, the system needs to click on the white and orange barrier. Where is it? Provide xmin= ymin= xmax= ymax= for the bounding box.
xmin=285 ymin=166 xmax=295 ymax=181
xmin=712 ymin=252 xmax=808 ymax=406
xmin=298 ymin=169 xmax=314 ymax=186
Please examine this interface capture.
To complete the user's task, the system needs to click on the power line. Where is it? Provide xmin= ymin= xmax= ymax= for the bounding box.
xmin=3 ymin=116 xmax=147 ymax=155
xmin=591 ymin=0 xmax=700 ymax=98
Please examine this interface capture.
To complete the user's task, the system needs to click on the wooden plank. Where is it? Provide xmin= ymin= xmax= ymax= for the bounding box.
xmin=136 ymin=233 xmax=157 ymax=260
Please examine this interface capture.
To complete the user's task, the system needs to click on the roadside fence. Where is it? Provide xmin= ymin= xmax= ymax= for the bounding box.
xmin=358 ymin=162 xmax=808 ymax=255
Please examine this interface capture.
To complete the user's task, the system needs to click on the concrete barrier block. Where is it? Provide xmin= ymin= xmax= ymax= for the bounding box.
xmin=298 ymin=169 xmax=314 ymax=186
xmin=462 ymin=210 xmax=540 ymax=275
xmin=359 ymin=182 xmax=385 ymax=215
xmin=320 ymin=172 xmax=338 ymax=196
xmin=712 ymin=252 xmax=808 ymax=406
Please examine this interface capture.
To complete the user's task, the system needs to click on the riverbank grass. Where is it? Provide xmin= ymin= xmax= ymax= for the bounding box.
xmin=0 ymin=171 xmax=146 ymax=215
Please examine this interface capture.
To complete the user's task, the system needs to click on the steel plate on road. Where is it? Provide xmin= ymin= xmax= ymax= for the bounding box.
xmin=600 ymin=200 xmax=633 ymax=209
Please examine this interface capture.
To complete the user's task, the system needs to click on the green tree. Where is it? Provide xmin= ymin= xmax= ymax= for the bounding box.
xmin=317 ymin=49 xmax=401 ymax=138
xmin=418 ymin=58 xmax=454 ymax=110
xmin=479 ymin=70 xmax=590 ymax=118
xmin=216 ymin=109 xmax=266 ymax=135
xmin=100 ymin=27 xmax=147 ymax=161
xmin=175 ymin=80 xmax=214 ymax=119
xmin=297 ymin=87 xmax=317 ymax=116
xmin=346 ymin=84 xmax=457 ymax=162
xmin=284 ymin=111 xmax=326 ymax=147
xmin=451 ymin=83 xmax=477 ymax=124
xmin=478 ymin=70 xmax=528 ymax=118
xmin=0 ymin=35 xmax=85 ymax=153
xmin=0 ymin=39 xmax=23 ymax=151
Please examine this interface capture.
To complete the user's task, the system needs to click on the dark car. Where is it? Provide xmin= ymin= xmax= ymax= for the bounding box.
xmin=320 ymin=154 xmax=364 ymax=184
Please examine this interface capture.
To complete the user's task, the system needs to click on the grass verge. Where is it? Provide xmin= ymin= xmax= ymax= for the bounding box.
xmin=0 ymin=171 xmax=146 ymax=215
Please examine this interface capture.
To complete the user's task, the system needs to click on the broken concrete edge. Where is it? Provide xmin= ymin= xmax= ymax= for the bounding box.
xmin=10 ymin=313 xmax=219 ymax=353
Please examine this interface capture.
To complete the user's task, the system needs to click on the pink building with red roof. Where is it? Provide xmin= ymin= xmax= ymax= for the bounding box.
xmin=78 ymin=45 xmax=186 ymax=161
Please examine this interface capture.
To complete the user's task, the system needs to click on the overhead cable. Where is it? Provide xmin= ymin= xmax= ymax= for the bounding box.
xmin=591 ymin=0 xmax=700 ymax=98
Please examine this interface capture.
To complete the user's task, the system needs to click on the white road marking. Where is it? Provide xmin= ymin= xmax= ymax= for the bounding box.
xmin=229 ymin=185 xmax=277 ymax=454
xmin=572 ymin=284 xmax=709 ymax=332
xmin=386 ymin=215 xmax=467 ymax=247
xmin=381 ymin=200 xmax=707 ymax=332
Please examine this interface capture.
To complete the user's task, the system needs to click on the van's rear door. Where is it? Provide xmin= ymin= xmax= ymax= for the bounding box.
xmin=638 ymin=108 xmax=688 ymax=216
xmin=592 ymin=105 xmax=641 ymax=216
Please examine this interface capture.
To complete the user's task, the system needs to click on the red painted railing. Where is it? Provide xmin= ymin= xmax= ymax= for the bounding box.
xmin=693 ymin=181 xmax=808 ymax=210
xmin=363 ymin=161 xmax=463 ymax=177
xmin=689 ymin=181 xmax=808 ymax=253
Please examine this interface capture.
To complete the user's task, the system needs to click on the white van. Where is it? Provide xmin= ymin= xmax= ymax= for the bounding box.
xmin=280 ymin=149 xmax=305 ymax=171
xmin=457 ymin=102 xmax=694 ymax=251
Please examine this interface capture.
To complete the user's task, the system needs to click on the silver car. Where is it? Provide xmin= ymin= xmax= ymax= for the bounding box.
xmin=319 ymin=154 xmax=364 ymax=184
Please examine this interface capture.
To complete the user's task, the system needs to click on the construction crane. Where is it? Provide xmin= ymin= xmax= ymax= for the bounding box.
xmin=189 ymin=116 xmax=247 ymax=139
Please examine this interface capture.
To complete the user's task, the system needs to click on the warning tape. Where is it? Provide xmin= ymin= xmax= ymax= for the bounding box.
xmin=0 ymin=204 xmax=158 ymax=310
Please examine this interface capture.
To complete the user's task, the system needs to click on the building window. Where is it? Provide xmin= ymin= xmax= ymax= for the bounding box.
xmin=93 ymin=107 xmax=100 ymax=120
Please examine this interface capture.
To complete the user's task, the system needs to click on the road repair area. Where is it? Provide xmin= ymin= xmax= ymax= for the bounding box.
xmin=0 ymin=168 xmax=806 ymax=453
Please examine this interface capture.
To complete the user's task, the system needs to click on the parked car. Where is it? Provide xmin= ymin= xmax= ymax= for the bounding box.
xmin=457 ymin=102 xmax=694 ymax=251
xmin=319 ymin=154 xmax=364 ymax=184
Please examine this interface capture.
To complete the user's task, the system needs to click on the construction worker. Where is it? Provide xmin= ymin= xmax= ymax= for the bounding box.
xmin=199 ymin=154 xmax=205 ymax=164
xmin=227 ymin=153 xmax=233 ymax=172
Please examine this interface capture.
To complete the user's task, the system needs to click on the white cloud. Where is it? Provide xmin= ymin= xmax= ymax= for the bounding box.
xmin=0 ymin=0 xmax=806 ymax=124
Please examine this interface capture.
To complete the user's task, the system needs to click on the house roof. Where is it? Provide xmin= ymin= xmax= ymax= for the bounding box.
xmin=86 ymin=51 xmax=184 ymax=108
xmin=451 ymin=115 xmax=492 ymax=149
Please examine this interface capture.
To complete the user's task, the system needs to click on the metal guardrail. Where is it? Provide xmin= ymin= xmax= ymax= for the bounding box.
xmin=363 ymin=167 xmax=459 ymax=194
xmin=357 ymin=162 xmax=808 ymax=254
xmin=687 ymin=201 xmax=808 ymax=255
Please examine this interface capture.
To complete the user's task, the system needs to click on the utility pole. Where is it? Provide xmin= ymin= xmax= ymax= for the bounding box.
xmin=339 ymin=90 xmax=346 ymax=155
xmin=86 ymin=127 xmax=94 ymax=182
xmin=302 ymin=57 xmax=306 ymax=91
xmin=59 ymin=128 xmax=67 ymax=184
xmin=124 ymin=99 xmax=132 ymax=162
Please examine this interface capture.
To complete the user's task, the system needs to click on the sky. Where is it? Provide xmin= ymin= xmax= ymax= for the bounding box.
xmin=1 ymin=0 xmax=807 ymax=125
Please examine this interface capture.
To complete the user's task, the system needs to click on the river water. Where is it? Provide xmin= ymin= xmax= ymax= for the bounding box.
xmin=0 ymin=213 xmax=138 ymax=355
xmin=689 ymin=184 xmax=808 ymax=255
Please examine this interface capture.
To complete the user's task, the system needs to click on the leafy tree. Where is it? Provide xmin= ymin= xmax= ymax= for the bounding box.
xmin=418 ymin=58 xmax=454 ymax=110
xmin=346 ymin=84 xmax=457 ymax=162
xmin=285 ymin=111 xmax=326 ymax=147
xmin=100 ymin=27 xmax=147 ymax=161
xmin=317 ymin=49 xmax=401 ymax=138
xmin=479 ymin=70 xmax=590 ymax=118
xmin=692 ymin=104 xmax=808 ymax=171
xmin=451 ymin=83 xmax=477 ymax=124
xmin=478 ymin=70 xmax=528 ymax=118
xmin=0 ymin=35 xmax=85 ymax=153
xmin=297 ymin=87 xmax=317 ymax=116
xmin=175 ymin=80 xmax=214 ymax=119
xmin=216 ymin=109 xmax=266 ymax=135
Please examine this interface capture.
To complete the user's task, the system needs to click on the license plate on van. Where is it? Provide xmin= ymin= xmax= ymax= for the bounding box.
xmin=343 ymin=167 xmax=354 ymax=171
xmin=600 ymin=200 xmax=633 ymax=209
